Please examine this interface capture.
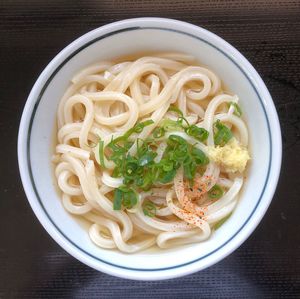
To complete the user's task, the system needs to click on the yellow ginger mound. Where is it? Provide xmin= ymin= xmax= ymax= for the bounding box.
xmin=208 ymin=138 xmax=250 ymax=173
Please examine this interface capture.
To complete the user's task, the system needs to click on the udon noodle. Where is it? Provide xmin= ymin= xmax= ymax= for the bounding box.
xmin=53 ymin=53 xmax=250 ymax=252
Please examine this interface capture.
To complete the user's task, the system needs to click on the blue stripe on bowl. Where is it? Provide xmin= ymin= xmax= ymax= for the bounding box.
xmin=26 ymin=26 xmax=272 ymax=272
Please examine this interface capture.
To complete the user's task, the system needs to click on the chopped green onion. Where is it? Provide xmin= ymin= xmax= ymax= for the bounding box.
xmin=112 ymin=167 xmax=122 ymax=178
xmin=158 ymin=169 xmax=176 ymax=184
xmin=118 ymin=185 xmax=130 ymax=193
xmin=124 ymin=160 xmax=138 ymax=176
xmin=183 ymin=154 xmax=192 ymax=165
xmin=143 ymin=201 xmax=157 ymax=217
xmin=161 ymin=160 xmax=173 ymax=172
xmin=138 ymin=152 xmax=157 ymax=166
xmin=98 ymin=140 xmax=106 ymax=168
xmin=108 ymin=120 xmax=154 ymax=148
xmin=122 ymin=189 xmax=138 ymax=209
xmin=174 ymin=145 xmax=188 ymax=161
xmin=153 ymin=127 xmax=165 ymax=138
xmin=167 ymin=134 xmax=186 ymax=146
xmin=113 ymin=188 xmax=123 ymax=210
xmin=161 ymin=119 xmax=183 ymax=132
xmin=107 ymin=141 xmax=126 ymax=154
xmin=149 ymin=164 xmax=160 ymax=182
xmin=208 ymin=184 xmax=224 ymax=199
xmin=183 ymin=162 xmax=196 ymax=180
xmin=191 ymin=147 xmax=209 ymax=165
xmin=132 ymin=119 xmax=154 ymax=134
xmin=168 ymin=105 xmax=184 ymax=117
xmin=214 ymin=120 xmax=233 ymax=146
xmin=136 ymin=138 xmax=149 ymax=157
xmin=123 ymin=177 xmax=133 ymax=185
xmin=135 ymin=172 xmax=153 ymax=191
xmin=228 ymin=102 xmax=242 ymax=117
xmin=113 ymin=187 xmax=138 ymax=210
xmin=168 ymin=105 xmax=190 ymax=126
xmin=109 ymin=123 xmax=213 ymax=193
xmin=214 ymin=213 xmax=232 ymax=230
xmin=108 ymin=135 xmax=125 ymax=147
xmin=185 ymin=125 xmax=209 ymax=142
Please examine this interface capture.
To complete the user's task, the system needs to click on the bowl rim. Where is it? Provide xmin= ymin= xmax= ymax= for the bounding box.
xmin=18 ymin=17 xmax=282 ymax=280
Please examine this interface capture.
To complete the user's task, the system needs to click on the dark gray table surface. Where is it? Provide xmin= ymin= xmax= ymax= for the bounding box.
xmin=1 ymin=1 xmax=300 ymax=298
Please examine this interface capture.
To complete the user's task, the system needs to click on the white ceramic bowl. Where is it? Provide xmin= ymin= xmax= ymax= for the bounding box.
xmin=18 ymin=18 xmax=282 ymax=280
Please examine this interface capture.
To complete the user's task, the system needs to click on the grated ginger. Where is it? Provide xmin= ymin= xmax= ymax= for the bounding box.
xmin=207 ymin=138 xmax=250 ymax=173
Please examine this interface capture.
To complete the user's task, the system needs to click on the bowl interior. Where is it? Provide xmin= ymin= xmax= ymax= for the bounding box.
xmin=23 ymin=23 xmax=273 ymax=278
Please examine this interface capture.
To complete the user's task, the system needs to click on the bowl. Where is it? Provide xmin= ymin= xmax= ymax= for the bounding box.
xmin=18 ymin=18 xmax=282 ymax=280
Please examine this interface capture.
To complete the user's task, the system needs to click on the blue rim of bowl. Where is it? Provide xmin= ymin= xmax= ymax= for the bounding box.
xmin=26 ymin=26 xmax=272 ymax=272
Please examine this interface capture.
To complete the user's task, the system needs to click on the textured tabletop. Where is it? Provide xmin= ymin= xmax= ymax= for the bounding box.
xmin=0 ymin=1 xmax=299 ymax=298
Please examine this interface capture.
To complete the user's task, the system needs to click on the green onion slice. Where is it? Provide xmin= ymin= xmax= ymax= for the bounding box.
xmin=167 ymin=134 xmax=187 ymax=147
xmin=143 ymin=201 xmax=157 ymax=217
xmin=124 ymin=159 xmax=139 ymax=176
xmin=108 ymin=119 xmax=154 ymax=147
xmin=214 ymin=120 xmax=233 ymax=146
xmin=208 ymin=184 xmax=224 ymax=199
xmin=138 ymin=152 xmax=157 ymax=166
xmin=132 ymin=119 xmax=154 ymax=134
xmin=122 ymin=190 xmax=138 ymax=209
xmin=113 ymin=187 xmax=138 ymax=210
xmin=98 ymin=140 xmax=106 ymax=168
xmin=161 ymin=160 xmax=173 ymax=172
xmin=228 ymin=102 xmax=242 ymax=117
xmin=185 ymin=125 xmax=209 ymax=142
xmin=183 ymin=162 xmax=196 ymax=180
xmin=214 ymin=213 xmax=232 ymax=230
xmin=161 ymin=119 xmax=183 ymax=132
xmin=113 ymin=188 xmax=123 ymax=210
xmin=191 ymin=147 xmax=209 ymax=165
xmin=153 ymin=127 xmax=165 ymax=138
xmin=168 ymin=105 xmax=190 ymax=126
xmin=158 ymin=169 xmax=176 ymax=184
